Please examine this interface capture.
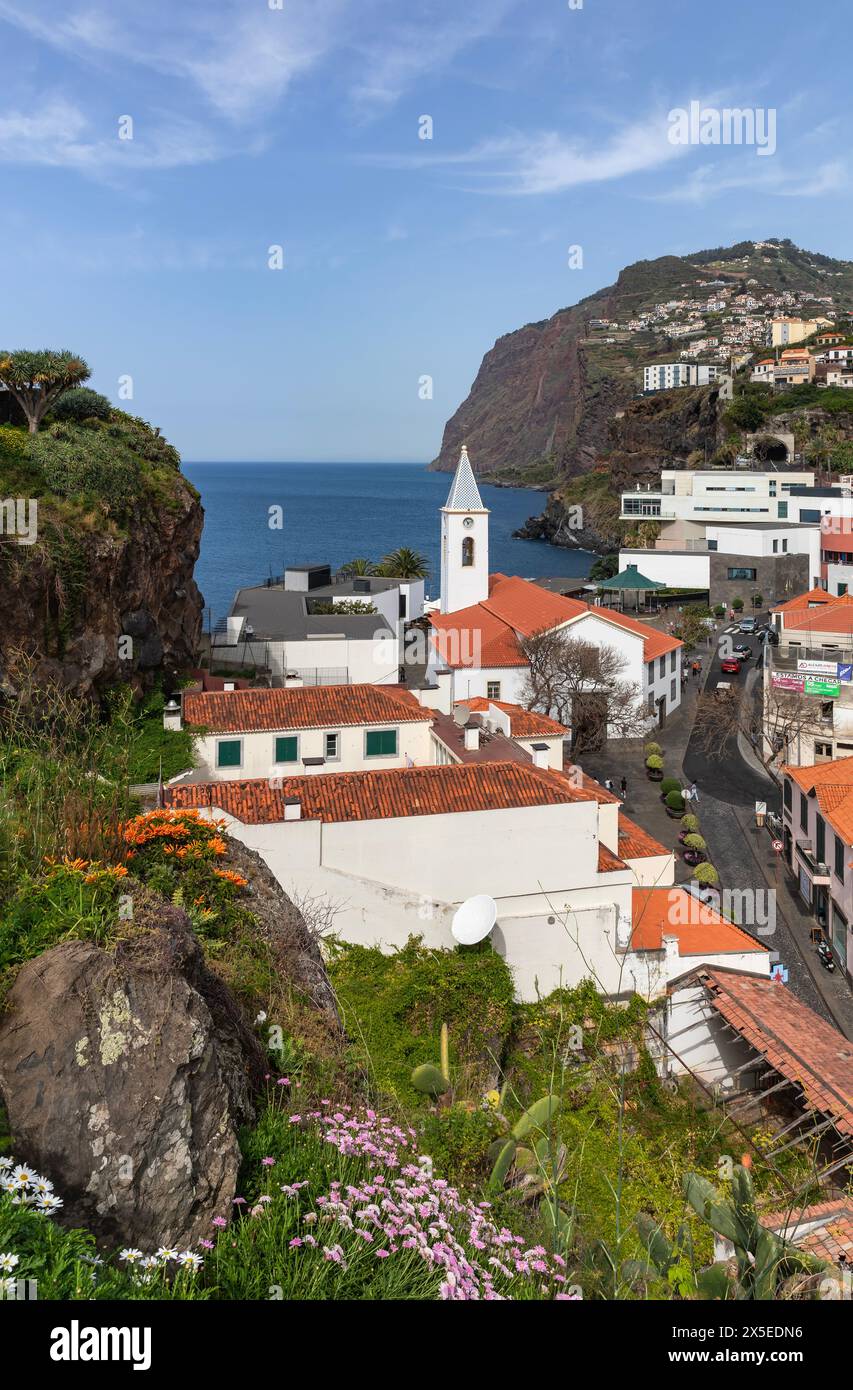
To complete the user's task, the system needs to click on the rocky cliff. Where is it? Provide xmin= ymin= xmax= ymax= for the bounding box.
xmin=0 ymin=410 xmax=203 ymax=696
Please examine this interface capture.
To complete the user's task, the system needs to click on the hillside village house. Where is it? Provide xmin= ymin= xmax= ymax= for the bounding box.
xmin=429 ymin=448 xmax=683 ymax=732
xmin=168 ymin=759 xmax=768 ymax=1003
xmin=766 ymin=588 xmax=853 ymax=767
xmin=167 ymin=681 xmax=571 ymax=781
xmin=175 ymin=684 xmax=435 ymax=780
xmin=781 ymin=755 xmax=853 ymax=983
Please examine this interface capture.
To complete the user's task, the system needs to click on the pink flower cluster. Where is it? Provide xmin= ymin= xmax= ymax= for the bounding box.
xmin=279 ymin=1106 xmax=580 ymax=1302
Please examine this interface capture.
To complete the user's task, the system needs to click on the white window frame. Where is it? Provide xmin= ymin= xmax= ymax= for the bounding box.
xmin=324 ymin=731 xmax=341 ymax=762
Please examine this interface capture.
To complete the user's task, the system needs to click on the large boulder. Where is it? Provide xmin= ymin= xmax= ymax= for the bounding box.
xmin=0 ymin=892 xmax=266 ymax=1249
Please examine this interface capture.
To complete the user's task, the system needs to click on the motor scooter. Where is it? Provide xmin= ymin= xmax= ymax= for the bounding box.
xmin=817 ymin=940 xmax=835 ymax=972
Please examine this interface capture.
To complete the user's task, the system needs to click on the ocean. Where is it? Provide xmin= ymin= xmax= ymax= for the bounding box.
xmin=184 ymin=461 xmax=596 ymax=625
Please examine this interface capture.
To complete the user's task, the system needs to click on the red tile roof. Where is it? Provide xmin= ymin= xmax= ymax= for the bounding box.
xmin=695 ymin=968 xmax=853 ymax=1138
xmin=783 ymin=756 xmax=853 ymax=843
xmin=430 ymin=573 xmax=681 ymax=668
xmin=166 ymin=760 xmax=598 ymax=825
xmin=618 ymin=815 xmax=671 ymax=861
xmin=760 ymin=1198 xmax=853 ymax=1264
xmin=773 ymin=587 xmax=833 ymax=613
xmin=457 ymin=698 xmax=568 ymax=737
xmin=632 ymin=889 xmax=767 ymax=956
xmin=599 ymin=843 xmax=628 ymax=873
xmin=183 ymin=684 xmax=430 ymax=734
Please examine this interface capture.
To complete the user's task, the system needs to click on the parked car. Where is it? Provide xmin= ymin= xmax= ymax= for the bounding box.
xmin=737 ymin=617 xmax=757 ymax=633
xmin=732 ymin=644 xmax=752 ymax=660
xmin=720 ymin=657 xmax=742 ymax=674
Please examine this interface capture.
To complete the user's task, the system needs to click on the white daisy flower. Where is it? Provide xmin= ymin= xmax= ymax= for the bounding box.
xmin=2 ymin=1178 xmax=18 ymax=1196
xmin=36 ymin=1194 xmax=63 ymax=1215
xmin=177 ymin=1250 xmax=203 ymax=1270
xmin=32 ymin=1177 xmax=54 ymax=1196
xmin=155 ymin=1247 xmax=179 ymax=1263
xmin=12 ymin=1165 xmax=34 ymax=1187
xmin=0 ymin=1252 xmax=20 ymax=1272
xmin=0 ymin=1156 xmax=13 ymax=1172
xmin=120 ymin=1248 xmax=144 ymax=1263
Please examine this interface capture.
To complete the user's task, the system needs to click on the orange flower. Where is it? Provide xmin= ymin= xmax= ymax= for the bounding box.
xmin=213 ymin=868 xmax=248 ymax=888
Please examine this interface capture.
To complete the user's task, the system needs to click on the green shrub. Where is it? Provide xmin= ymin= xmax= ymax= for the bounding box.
xmin=0 ymin=424 xmax=29 ymax=460
xmin=680 ymin=814 xmax=700 ymax=833
xmin=713 ymin=604 xmax=725 ymax=618
xmin=51 ymin=387 xmax=112 ymax=423
xmin=665 ymin=791 xmax=685 ymax=812
xmin=732 ymin=597 xmax=744 ymax=612
xmin=644 ymin=742 xmax=662 ymax=757
xmin=683 ymin=834 xmax=706 ymax=852
xmin=30 ymin=422 xmax=141 ymax=514
xmin=646 ymin=754 xmax=663 ymax=771
xmin=694 ymin=862 xmax=719 ymax=885
xmin=660 ymin=777 xmax=682 ymax=797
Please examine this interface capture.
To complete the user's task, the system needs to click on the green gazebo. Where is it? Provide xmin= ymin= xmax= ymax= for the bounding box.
xmin=594 ymin=563 xmax=665 ymax=613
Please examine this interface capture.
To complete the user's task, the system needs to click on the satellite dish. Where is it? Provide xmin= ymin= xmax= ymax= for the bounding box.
xmin=451 ymin=894 xmax=497 ymax=945
xmin=453 ymin=703 xmax=471 ymax=727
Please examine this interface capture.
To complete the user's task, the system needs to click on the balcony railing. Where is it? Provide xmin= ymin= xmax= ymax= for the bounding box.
xmin=770 ymin=645 xmax=853 ymax=671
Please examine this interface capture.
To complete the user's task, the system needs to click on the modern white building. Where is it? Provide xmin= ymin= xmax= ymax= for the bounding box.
xmin=642 ymin=363 xmax=720 ymax=392
xmin=622 ymin=468 xmax=815 ymax=526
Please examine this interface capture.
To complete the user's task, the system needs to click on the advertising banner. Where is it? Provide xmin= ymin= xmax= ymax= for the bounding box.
xmin=771 ymin=672 xmax=805 ymax=693
xmin=804 ymin=676 xmax=841 ymax=698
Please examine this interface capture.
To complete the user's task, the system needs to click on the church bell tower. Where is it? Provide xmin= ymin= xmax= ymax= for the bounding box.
xmin=440 ymin=444 xmax=489 ymax=614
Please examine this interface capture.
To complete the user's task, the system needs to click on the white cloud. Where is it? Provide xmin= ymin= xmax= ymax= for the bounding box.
xmin=658 ymin=158 xmax=847 ymax=204
xmin=0 ymin=97 xmax=227 ymax=174
xmin=365 ymin=109 xmax=692 ymax=195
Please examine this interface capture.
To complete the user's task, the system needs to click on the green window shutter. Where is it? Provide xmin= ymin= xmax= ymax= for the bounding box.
xmin=366 ymin=729 xmax=398 ymax=757
xmin=216 ymin=739 xmax=242 ymax=769
xmin=274 ymin=735 xmax=298 ymax=763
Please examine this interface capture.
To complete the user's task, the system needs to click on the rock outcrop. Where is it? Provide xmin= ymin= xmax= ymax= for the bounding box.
xmin=0 ymin=891 xmax=266 ymax=1248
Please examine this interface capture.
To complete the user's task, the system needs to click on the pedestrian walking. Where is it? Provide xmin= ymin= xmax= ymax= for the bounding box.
xmin=620 ymin=776 xmax=628 ymax=799
xmin=690 ymin=781 xmax=699 ymax=803
xmin=604 ymin=777 xmax=614 ymax=793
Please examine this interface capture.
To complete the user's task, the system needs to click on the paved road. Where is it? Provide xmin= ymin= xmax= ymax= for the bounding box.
xmin=683 ymin=621 xmax=780 ymax=811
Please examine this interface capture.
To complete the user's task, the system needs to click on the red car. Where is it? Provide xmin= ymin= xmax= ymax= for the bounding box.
xmin=720 ymin=657 xmax=741 ymax=674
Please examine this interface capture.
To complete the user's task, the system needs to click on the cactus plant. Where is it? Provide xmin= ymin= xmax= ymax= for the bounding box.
xmin=487 ymin=1094 xmax=561 ymax=1193
xmin=411 ymin=1022 xmax=451 ymax=1097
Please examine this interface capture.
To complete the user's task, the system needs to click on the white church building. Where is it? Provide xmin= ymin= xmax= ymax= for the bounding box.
xmin=426 ymin=447 xmax=683 ymax=730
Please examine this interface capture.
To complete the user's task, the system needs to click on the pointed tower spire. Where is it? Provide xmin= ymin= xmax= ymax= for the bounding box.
xmin=444 ymin=444 xmax=484 ymax=511
xmin=439 ymin=444 xmax=489 ymax=613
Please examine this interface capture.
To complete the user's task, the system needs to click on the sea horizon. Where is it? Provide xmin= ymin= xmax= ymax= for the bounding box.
xmin=185 ymin=459 xmax=595 ymax=625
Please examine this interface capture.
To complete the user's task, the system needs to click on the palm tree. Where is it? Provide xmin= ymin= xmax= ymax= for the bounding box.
xmin=379 ymin=547 xmax=429 ymax=580
xmin=338 ymin=558 xmax=377 ymax=577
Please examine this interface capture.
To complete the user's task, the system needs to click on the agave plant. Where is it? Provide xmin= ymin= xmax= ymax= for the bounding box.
xmin=630 ymin=1165 xmax=826 ymax=1300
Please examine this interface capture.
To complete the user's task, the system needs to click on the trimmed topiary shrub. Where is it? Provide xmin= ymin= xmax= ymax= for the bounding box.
xmin=683 ymin=834 xmax=706 ymax=852
xmin=644 ymin=742 xmax=662 ymax=758
xmin=732 ymin=597 xmax=744 ymax=613
xmin=694 ymin=862 xmax=719 ymax=885
xmin=665 ymin=791 xmax=685 ymax=814
xmin=680 ymin=814 xmax=700 ymax=833
xmin=713 ymin=604 xmax=725 ymax=618
xmin=660 ymin=777 xmax=682 ymax=797
xmin=51 ymin=387 xmax=112 ymax=423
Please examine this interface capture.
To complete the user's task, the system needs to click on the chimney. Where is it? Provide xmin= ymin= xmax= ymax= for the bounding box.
xmin=662 ymin=934 xmax=680 ymax=972
xmin=163 ymin=695 xmax=182 ymax=732
xmin=463 ymin=721 xmax=480 ymax=752
xmin=284 ymin=797 xmax=302 ymax=821
xmin=531 ymin=742 xmax=549 ymax=769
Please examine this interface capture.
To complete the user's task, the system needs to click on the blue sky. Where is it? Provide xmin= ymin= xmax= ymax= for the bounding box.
xmin=1 ymin=0 xmax=851 ymax=462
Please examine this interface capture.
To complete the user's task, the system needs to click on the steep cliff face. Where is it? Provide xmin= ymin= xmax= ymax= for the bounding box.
xmin=0 ymin=412 xmax=203 ymax=696
xmin=432 ymin=238 xmax=853 ymax=479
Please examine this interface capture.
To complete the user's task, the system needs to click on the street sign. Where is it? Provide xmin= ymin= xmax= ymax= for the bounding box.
xmin=770 ymin=963 xmax=789 ymax=983
xmin=840 ymin=663 xmax=853 ymax=683
xmin=797 ymin=659 xmax=838 ymax=676
xmin=771 ymin=672 xmax=805 ymax=693
xmin=772 ymin=839 xmax=783 ymax=852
